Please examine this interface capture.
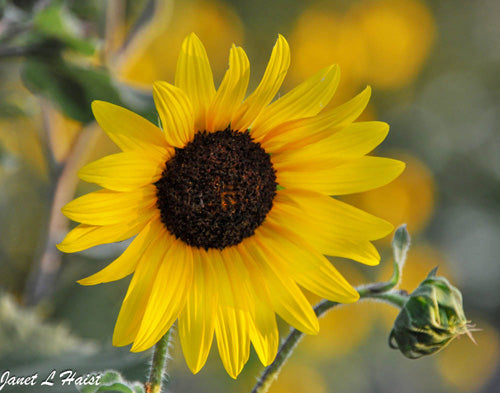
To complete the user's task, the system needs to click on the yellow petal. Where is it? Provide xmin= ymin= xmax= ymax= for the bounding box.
xmin=248 ymin=294 xmax=279 ymax=366
xmin=321 ymin=238 xmax=381 ymax=266
xmin=221 ymin=249 xmax=279 ymax=367
xmin=261 ymin=86 xmax=371 ymax=153
xmin=215 ymin=305 xmax=251 ymax=379
xmin=175 ymin=33 xmax=216 ymax=130
xmin=153 ymin=81 xmax=195 ymax=148
xmin=215 ymin=305 xmax=250 ymax=379
xmin=250 ymin=64 xmax=340 ymax=140
xmin=274 ymin=221 xmax=381 ymax=265
xmin=231 ymin=35 xmax=290 ymax=131
xmin=266 ymin=190 xmax=388 ymax=265
xmin=113 ymin=225 xmax=170 ymax=346
xmin=256 ymin=222 xmax=359 ymax=303
xmin=277 ymin=156 xmax=405 ymax=195
xmin=62 ymin=185 xmax=157 ymax=225
xmin=178 ymin=249 xmax=218 ymax=374
xmin=78 ymin=150 xmax=166 ymax=192
xmin=91 ymin=101 xmax=170 ymax=153
xmin=239 ymin=239 xmax=319 ymax=335
xmin=319 ymin=121 xmax=389 ymax=157
xmin=206 ymin=45 xmax=250 ymax=132
xmin=131 ymin=237 xmax=193 ymax=352
xmin=273 ymin=188 xmax=393 ymax=240
xmin=211 ymin=249 xmax=250 ymax=378
xmin=322 ymin=85 xmax=372 ymax=132
xmin=271 ymin=213 xmax=381 ymax=265
xmin=78 ymin=217 xmax=164 ymax=285
xmin=57 ymin=210 xmax=155 ymax=253
xmin=271 ymin=121 xmax=389 ymax=171
xmin=217 ymin=248 xmax=279 ymax=366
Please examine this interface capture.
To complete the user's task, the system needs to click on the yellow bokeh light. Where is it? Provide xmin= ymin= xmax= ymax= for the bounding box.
xmin=113 ymin=0 xmax=244 ymax=88
xmin=352 ymin=0 xmax=435 ymax=89
xmin=267 ymin=363 xmax=328 ymax=393
xmin=44 ymin=105 xmax=82 ymax=163
xmin=0 ymin=117 xmax=48 ymax=179
xmin=289 ymin=0 xmax=435 ymax=96
xmin=289 ymin=8 xmax=366 ymax=103
xmin=436 ymin=320 xmax=500 ymax=392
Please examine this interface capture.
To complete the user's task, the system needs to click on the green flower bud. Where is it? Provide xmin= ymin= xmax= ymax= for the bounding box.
xmin=389 ymin=267 xmax=472 ymax=359
xmin=392 ymin=224 xmax=411 ymax=270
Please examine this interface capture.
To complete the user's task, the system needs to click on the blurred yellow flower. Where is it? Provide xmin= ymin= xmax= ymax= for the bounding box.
xmin=345 ymin=152 xmax=436 ymax=239
xmin=0 ymin=117 xmax=48 ymax=179
xmin=436 ymin=319 xmax=499 ymax=392
xmin=113 ymin=0 xmax=244 ymax=88
xmin=44 ymin=104 xmax=83 ymax=163
xmin=289 ymin=0 xmax=435 ymax=96
xmin=352 ymin=0 xmax=435 ymax=89
xmin=289 ymin=9 xmax=365 ymax=103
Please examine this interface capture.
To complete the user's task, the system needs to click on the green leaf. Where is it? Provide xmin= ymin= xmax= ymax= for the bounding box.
xmin=78 ymin=370 xmax=144 ymax=393
xmin=33 ymin=0 xmax=96 ymax=55
xmin=22 ymin=58 xmax=123 ymax=123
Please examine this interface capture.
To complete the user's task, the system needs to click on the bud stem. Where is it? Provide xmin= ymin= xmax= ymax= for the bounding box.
xmin=367 ymin=290 xmax=408 ymax=308
xmin=250 ymin=282 xmax=409 ymax=393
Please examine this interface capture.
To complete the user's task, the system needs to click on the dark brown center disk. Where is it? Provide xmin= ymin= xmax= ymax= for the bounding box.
xmin=155 ymin=128 xmax=277 ymax=250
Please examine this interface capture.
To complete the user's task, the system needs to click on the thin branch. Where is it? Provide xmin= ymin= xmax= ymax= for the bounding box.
xmin=0 ymin=45 xmax=37 ymax=58
xmin=23 ymin=122 xmax=100 ymax=306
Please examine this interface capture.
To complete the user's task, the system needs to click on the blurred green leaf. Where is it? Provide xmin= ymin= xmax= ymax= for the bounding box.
xmin=0 ymin=293 xmax=146 ymax=393
xmin=0 ymin=292 xmax=98 ymax=361
xmin=0 ymin=99 xmax=28 ymax=117
xmin=78 ymin=371 xmax=144 ymax=393
xmin=22 ymin=58 xmax=123 ymax=123
xmin=33 ymin=0 xmax=96 ymax=55
xmin=67 ymin=0 xmax=101 ymax=22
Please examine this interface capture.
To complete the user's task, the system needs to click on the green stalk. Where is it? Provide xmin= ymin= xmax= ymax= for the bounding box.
xmin=146 ymin=330 xmax=171 ymax=393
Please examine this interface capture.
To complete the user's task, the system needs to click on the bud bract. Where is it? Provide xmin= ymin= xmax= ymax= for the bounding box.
xmin=389 ymin=267 xmax=471 ymax=358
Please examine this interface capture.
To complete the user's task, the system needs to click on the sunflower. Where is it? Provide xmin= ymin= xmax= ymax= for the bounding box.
xmin=57 ymin=33 xmax=404 ymax=378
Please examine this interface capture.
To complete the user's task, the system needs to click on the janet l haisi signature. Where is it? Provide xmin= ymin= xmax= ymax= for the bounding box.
xmin=0 ymin=369 xmax=101 ymax=390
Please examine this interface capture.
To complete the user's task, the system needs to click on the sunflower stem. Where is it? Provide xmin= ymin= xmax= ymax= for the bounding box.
xmin=250 ymin=283 xmax=409 ymax=393
xmin=146 ymin=329 xmax=172 ymax=393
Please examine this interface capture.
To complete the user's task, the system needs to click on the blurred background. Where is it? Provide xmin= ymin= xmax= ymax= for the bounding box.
xmin=0 ymin=0 xmax=499 ymax=392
